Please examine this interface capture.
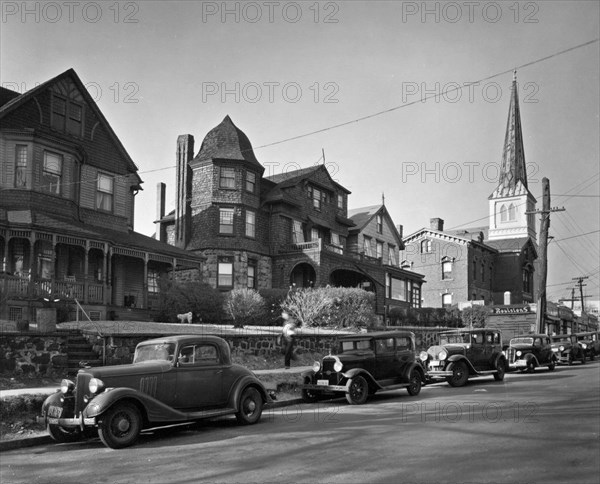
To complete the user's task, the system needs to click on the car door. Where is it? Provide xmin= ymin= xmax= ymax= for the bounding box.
xmin=469 ymin=332 xmax=486 ymax=369
xmin=394 ymin=336 xmax=414 ymax=382
xmin=374 ymin=337 xmax=396 ymax=381
xmin=174 ymin=343 xmax=224 ymax=410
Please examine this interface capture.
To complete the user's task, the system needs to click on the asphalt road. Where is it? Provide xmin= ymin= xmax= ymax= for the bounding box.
xmin=2 ymin=362 xmax=598 ymax=484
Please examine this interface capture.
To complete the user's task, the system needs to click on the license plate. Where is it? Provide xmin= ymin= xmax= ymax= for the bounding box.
xmin=48 ymin=405 xmax=62 ymax=418
xmin=317 ymin=379 xmax=329 ymax=386
xmin=430 ymin=360 xmax=441 ymax=368
xmin=47 ymin=417 xmax=59 ymax=424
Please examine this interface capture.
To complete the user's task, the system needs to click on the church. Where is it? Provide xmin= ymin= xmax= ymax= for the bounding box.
xmin=400 ymin=73 xmax=538 ymax=308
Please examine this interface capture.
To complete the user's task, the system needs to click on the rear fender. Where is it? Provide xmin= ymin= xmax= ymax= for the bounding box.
xmin=227 ymin=375 xmax=271 ymax=411
xmin=403 ymin=362 xmax=426 ymax=382
xmin=524 ymin=353 xmax=539 ymax=366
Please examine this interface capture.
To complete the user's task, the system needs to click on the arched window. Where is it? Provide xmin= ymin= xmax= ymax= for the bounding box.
xmin=442 ymin=293 xmax=452 ymax=308
xmin=508 ymin=203 xmax=516 ymax=221
xmin=441 ymin=257 xmax=453 ymax=280
xmin=421 ymin=239 xmax=432 ymax=253
xmin=500 ymin=204 xmax=508 ymax=222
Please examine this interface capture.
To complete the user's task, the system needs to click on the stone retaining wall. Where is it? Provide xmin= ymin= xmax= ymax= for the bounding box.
xmin=0 ymin=333 xmax=69 ymax=375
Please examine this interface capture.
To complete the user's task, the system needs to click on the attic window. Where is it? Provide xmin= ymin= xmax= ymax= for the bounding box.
xmin=51 ymin=95 xmax=82 ymax=137
xmin=308 ymin=186 xmax=322 ymax=210
xmin=376 ymin=214 xmax=383 ymax=234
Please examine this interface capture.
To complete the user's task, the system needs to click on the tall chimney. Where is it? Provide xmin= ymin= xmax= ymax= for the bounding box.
xmin=156 ymin=182 xmax=166 ymax=241
xmin=430 ymin=217 xmax=444 ymax=231
xmin=396 ymin=224 xmax=403 ymax=238
xmin=175 ymin=134 xmax=194 ymax=248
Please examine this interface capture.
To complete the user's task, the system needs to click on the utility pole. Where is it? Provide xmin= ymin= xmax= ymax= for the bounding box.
xmin=572 ymin=276 xmax=589 ymax=313
xmin=527 ymin=178 xmax=565 ymax=334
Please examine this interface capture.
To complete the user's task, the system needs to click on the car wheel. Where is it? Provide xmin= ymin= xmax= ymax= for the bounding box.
xmin=494 ymin=360 xmax=506 ymax=381
xmin=346 ymin=376 xmax=369 ymax=405
xmin=98 ymin=402 xmax=142 ymax=449
xmin=301 ymin=377 xmax=319 ymax=403
xmin=47 ymin=424 xmax=82 ymax=443
xmin=526 ymin=359 xmax=535 ymax=373
xmin=548 ymin=359 xmax=556 ymax=371
xmin=236 ymin=387 xmax=263 ymax=425
xmin=407 ymin=370 xmax=422 ymax=396
xmin=581 ymin=353 xmax=586 ymax=365
xmin=446 ymin=362 xmax=468 ymax=387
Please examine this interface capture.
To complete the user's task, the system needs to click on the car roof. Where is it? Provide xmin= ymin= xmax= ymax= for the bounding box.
xmin=511 ymin=334 xmax=547 ymax=339
xmin=339 ymin=331 xmax=414 ymax=340
xmin=136 ymin=335 xmax=227 ymax=346
xmin=438 ymin=329 xmax=498 ymax=335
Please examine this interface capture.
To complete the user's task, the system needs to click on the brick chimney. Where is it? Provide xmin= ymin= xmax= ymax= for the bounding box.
xmin=175 ymin=134 xmax=194 ymax=248
xmin=430 ymin=218 xmax=444 ymax=231
xmin=396 ymin=224 xmax=403 ymax=238
xmin=156 ymin=182 xmax=166 ymax=241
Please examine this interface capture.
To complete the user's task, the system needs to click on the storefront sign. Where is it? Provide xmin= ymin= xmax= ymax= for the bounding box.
xmin=492 ymin=305 xmax=532 ymax=314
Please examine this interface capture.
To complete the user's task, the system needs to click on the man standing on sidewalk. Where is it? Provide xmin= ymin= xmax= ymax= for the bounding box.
xmin=281 ymin=311 xmax=298 ymax=369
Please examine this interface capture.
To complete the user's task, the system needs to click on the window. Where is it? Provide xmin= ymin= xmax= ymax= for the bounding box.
xmin=52 ymin=95 xmax=82 ymax=136
xmin=42 ymin=152 xmax=62 ymax=194
xmin=96 ymin=173 xmax=114 ymax=212
xmin=331 ymin=233 xmax=343 ymax=254
xmin=247 ymin=260 xmax=256 ymax=289
xmin=376 ymin=214 xmax=383 ymax=234
xmin=363 ymin=236 xmax=373 ymax=257
xmin=292 ymin=220 xmax=304 ymax=243
xmin=311 ymin=228 xmax=319 ymax=241
xmin=388 ymin=246 xmax=396 ymax=266
xmin=245 ymin=210 xmax=256 ymax=238
xmin=396 ymin=337 xmax=412 ymax=351
xmin=442 ymin=259 xmax=453 ymax=280
xmin=246 ymin=171 xmax=256 ymax=193
xmin=337 ymin=193 xmax=344 ymax=209
xmin=481 ymin=263 xmax=485 ymax=282
xmin=220 ymin=167 xmax=235 ymax=188
xmin=508 ymin=203 xmax=516 ymax=221
xmin=308 ymin=186 xmax=322 ymax=210
xmin=389 ymin=278 xmax=406 ymax=301
xmin=217 ymin=257 xmax=234 ymax=287
xmin=500 ymin=204 xmax=508 ymax=222
xmin=421 ymin=239 xmax=432 ymax=253
xmin=219 ymin=208 xmax=234 ymax=234
xmin=376 ymin=241 xmax=383 ymax=259
xmin=442 ymin=293 xmax=452 ymax=308
xmin=522 ymin=268 xmax=532 ymax=293
xmin=411 ymin=285 xmax=421 ymax=308
xmin=148 ymin=269 xmax=159 ymax=293
xmin=15 ymin=145 xmax=28 ymax=188
xmin=473 ymin=260 xmax=477 ymax=281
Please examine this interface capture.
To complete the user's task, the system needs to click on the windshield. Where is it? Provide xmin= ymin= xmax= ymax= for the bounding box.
xmin=511 ymin=337 xmax=534 ymax=346
xmin=440 ymin=333 xmax=471 ymax=345
xmin=133 ymin=343 xmax=176 ymax=363
xmin=551 ymin=337 xmax=570 ymax=344
xmin=339 ymin=340 xmax=372 ymax=353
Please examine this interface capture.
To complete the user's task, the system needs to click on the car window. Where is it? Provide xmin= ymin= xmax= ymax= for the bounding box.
xmin=357 ymin=340 xmax=372 ymax=350
xmin=178 ymin=344 xmax=219 ymax=366
xmin=396 ymin=337 xmax=412 ymax=351
xmin=133 ymin=343 xmax=176 ymax=364
xmin=533 ymin=337 xmax=542 ymax=347
xmin=375 ymin=338 xmax=394 ymax=353
xmin=471 ymin=333 xmax=482 ymax=344
xmin=486 ymin=333 xmax=493 ymax=344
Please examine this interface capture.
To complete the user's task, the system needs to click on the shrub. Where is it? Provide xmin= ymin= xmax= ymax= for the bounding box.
xmin=258 ymin=288 xmax=290 ymax=326
xmin=225 ymin=289 xmax=266 ymax=328
xmin=155 ymin=278 xmax=224 ymax=324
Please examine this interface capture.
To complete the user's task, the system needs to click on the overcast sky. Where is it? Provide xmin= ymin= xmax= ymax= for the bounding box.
xmin=2 ymin=0 xmax=599 ymax=302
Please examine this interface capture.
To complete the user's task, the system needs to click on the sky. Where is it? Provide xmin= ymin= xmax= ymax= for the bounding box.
xmin=1 ymin=0 xmax=599 ymax=303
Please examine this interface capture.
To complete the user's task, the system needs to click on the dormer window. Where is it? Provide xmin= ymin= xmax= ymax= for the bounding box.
xmin=51 ymin=95 xmax=83 ymax=137
xmin=220 ymin=167 xmax=235 ymax=189
xmin=308 ymin=186 xmax=322 ymax=210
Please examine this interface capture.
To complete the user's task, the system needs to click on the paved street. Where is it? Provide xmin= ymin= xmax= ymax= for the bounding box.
xmin=1 ymin=362 xmax=598 ymax=484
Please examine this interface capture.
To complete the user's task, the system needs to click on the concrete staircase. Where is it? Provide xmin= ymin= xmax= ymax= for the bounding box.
xmin=64 ymin=332 xmax=102 ymax=375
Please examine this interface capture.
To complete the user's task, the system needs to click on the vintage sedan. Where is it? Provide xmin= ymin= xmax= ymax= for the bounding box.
xmin=300 ymin=331 xmax=425 ymax=405
xmin=38 ymin=335 xmax=272 ymax=449
xmin=506 ymin=334 xmax=557 ymax=372
xmin=574 ymin=331 xmax=600 ymax=361
xmin=421 ymin=329 xmax=506 ymax=387
xmin=551 ymin=334 xmax=586 ymax=365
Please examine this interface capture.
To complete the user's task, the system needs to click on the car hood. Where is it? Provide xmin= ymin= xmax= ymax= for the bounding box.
xmin=83 ymin=361 xmax=172 ymax=379
xmin=428 ymin=344 xmax=468 ymax=358
xmin=509 ymin=344 xmax=535 ymax=351
xmin=328 ymin=352 xmax=373 ymax=365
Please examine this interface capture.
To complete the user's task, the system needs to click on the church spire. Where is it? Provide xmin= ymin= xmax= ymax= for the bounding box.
xmin=496 ymin=71 xmax=528 ymax=196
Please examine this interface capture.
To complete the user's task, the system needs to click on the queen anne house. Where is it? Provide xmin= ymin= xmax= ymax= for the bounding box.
xmin=0 ymin=69 xmax=202 ymax=322
xmin=156 ymin=116 xmax=424 ymax=318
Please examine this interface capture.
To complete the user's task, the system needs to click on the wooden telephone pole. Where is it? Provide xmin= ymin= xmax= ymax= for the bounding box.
xmin=528 ymin=178 xmax=565 ymax=333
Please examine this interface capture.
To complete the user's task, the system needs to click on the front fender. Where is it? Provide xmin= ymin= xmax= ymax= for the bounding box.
xmin=343 ymin=368 xmax=379 ymax=389
xmin=301 ymin=369 xmax=316 ymax=380
xmin=523 ymin=353 xmax=538 ymax=366
xmin=447 ymin=355 xmax=477 ymax=374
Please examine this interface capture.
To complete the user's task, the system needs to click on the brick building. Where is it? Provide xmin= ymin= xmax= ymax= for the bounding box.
xmin=156 ymin=116 xmax=424 ymax=316
xmin=401 ymin=73 xmax=538 ymax=308
xmin=0 ymin=69 xmax=203 ymax=322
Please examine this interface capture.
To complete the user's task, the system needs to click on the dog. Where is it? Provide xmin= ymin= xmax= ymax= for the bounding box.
xmin=177 ymin=311 xmax=193 ymax=324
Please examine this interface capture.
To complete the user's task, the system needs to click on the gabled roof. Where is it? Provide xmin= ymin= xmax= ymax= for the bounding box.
xmin=265 ymin=165 xmax=351 ymax=193
xmin=192 ymin=115 xmax=263 ymax=172
xmin=485 ymin=236 xmax=538 ymax=258
xmin=0 ymin=69 xmax=141 ymax=182
xmin=348 ymin=204 xmax=404 ymax=247
xmin=0 ymin=86 xmax=20 ymax=108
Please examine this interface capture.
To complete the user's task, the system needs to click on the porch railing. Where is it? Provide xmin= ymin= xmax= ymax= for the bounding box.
xmin=0 ymin=274 xmax=104 ymax=304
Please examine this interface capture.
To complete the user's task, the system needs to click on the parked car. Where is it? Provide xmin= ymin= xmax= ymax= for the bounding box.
xmin=300 ymin=331 xmax=425 ymax=405
xmin=420 ymin=329 xmax=506 ymax=387
xmin=574 ymin=331 xmax=600 ymax=361
xmin=38 ymin=335 xmax=273 ymax=449
xmin=506 ymin=334 xmax=557 ymax=372
xmin=551 ymin=334 xmax=586 ymax=365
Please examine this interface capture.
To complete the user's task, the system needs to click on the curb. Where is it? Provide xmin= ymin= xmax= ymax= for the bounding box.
xmin=0 ymin=397 xmax=307 ymax=452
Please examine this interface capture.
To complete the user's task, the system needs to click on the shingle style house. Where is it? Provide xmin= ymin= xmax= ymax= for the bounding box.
xmin=0 ymin=69 xmax=203 ymax=322
xmin=400 ymin=73 xmax=538 ymax=308
xmin=156 ymin=116 xmax=424 ymax=316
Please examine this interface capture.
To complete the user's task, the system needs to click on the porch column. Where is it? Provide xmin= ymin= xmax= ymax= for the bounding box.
xmin=106 ymin=249 xmax=112 ymax=305
xmin=143 ymin=253 xmax=149 ymax=309
xmin=84 ymin=244 xmax=90 ymax=304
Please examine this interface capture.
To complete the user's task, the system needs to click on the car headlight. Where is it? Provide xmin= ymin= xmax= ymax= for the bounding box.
xmin=60 ymin=379 xmax=75 ymax=395
xmin=581 ymin=343 xmax=587 ymax=349
xmin=438 ymin=350 xmax=448 ymax=361
xmin=559 ymin=345 xmax=565 ymax=352
xmin=312 ymin=361 xmax=321 ymax=372
xmin=333 ymin=360 xmax=343 ymax=372
xmin=419 ymin=351 xmax=428 ymax=361
xmin=89 ymin=378 xmax=105 ymax=394
xmin=516 ymin=350 xmax=522 ymax=357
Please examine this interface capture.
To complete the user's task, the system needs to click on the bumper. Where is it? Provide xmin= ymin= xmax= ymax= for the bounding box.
xmin=37 ymin=414 xmax=96 ymax=428
xmin=509 ymin=359 xmax=528 ymax=370
xmin=301 ymin=383 xmax=347 ymax=393
xmin=426 ymin=370 xmax=453 ymax=378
